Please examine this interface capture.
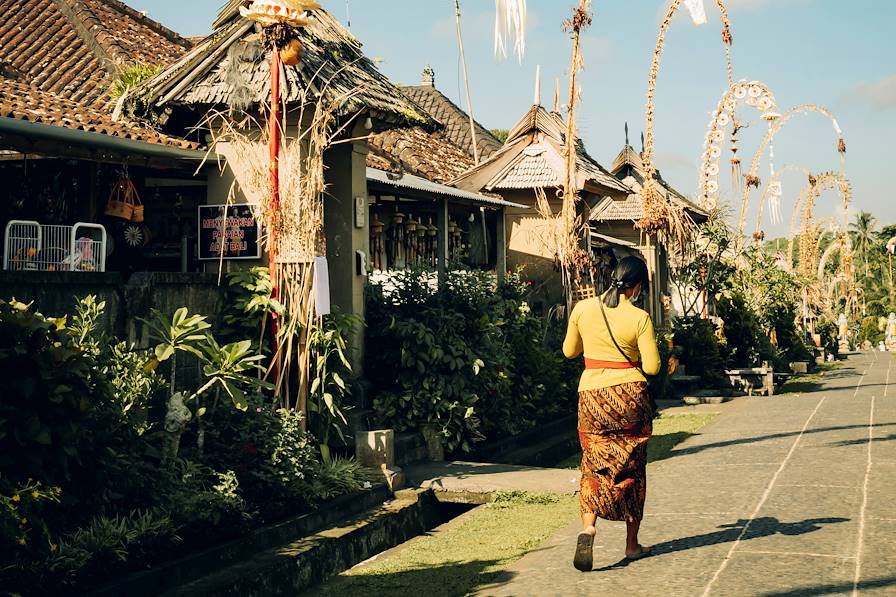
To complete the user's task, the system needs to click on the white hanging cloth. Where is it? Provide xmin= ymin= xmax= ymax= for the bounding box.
xmin=768 ymin=144 xmax=783 ymax=225
xmin=494 ymin=0 xmax=527 ymax=62
xmin=683 ymin=0 xmax=707 ymax=25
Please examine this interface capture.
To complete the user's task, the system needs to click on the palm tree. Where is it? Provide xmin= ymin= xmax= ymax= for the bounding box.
xmin=850 ymin=211 xmax=878 ymax=278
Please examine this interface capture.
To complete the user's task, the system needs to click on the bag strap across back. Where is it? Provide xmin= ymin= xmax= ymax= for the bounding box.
xmin=598 ymin=297 xmax=659 ymax=416
xmin=598 ymin=298 xmax=647 ymax=378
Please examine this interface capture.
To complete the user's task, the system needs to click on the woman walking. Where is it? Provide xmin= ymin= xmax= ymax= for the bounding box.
xmin=563 ymin=257 xmax=661 ymax=572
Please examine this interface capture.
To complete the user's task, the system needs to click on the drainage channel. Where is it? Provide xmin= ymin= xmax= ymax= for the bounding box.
xmin=301 ymin=491 xmax=478 ymax=596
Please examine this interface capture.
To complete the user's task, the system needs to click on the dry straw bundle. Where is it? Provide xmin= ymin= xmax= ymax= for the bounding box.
xmin=206 ymin=66 xmax=363 ymax=412
xmin=556 ymin=0 xmax=593 ymax=310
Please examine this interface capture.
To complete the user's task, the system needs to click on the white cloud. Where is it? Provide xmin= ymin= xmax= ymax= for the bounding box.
xmin=847 ymin=74 xmax=896 ymax=111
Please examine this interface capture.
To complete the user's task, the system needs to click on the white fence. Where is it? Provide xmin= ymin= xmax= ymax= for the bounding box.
xmin=3 ymin=220 xmax=107 ymax=272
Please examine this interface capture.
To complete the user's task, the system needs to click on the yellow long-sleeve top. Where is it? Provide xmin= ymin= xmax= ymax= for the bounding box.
xmin=563 ymin=294 xmax=662 ymax=392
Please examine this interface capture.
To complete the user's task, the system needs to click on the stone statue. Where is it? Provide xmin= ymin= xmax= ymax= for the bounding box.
xmin=838 ymin=313 xmax=850 ymax=352
xmin=886 ymin=312 xmax=896 ymax=352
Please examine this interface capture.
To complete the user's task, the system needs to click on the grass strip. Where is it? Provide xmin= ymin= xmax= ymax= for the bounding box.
xmin=312 ymin=413 xmax=717 ymax=597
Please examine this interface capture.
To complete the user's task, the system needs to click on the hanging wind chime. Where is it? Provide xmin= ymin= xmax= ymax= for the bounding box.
xmin=239 ymin=0 xmax=319 ymax=398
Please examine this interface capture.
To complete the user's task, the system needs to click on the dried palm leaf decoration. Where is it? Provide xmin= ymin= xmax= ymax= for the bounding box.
xmin=494 ymin=0 xmax=527 ymax=62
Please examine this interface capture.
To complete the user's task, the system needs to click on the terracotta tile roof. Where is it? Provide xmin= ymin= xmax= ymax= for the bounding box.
xmin=0 ymin=78 xmax=201 ymax=149
xmin=401 ymin=84 xmax=503 ymax=161
xmin=0 ymin=0 xmax=191 ymax=108
xmin=366 ymin=126 xmax=474 ymax=185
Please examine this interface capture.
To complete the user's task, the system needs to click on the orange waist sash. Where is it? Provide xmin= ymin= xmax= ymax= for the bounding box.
xmin=584 ymin=358 xmax=640 ymax=370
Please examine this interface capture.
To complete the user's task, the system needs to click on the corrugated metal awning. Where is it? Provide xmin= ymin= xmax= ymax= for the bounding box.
xmin=590 ymin=230 xmax=637 ymax=248
xmin=367 ymin=167 xmax=527 ymax=209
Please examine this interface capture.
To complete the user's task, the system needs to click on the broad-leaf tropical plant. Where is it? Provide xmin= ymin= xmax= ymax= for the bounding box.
xmin=142 ymin=307 xmax=211 ymax=396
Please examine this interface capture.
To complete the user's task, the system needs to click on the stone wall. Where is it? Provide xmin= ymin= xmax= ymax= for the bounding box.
xmin=0 ymin=271 xmax=223 ymax=343
xmin=0 ymin=271 xmax=225 ymax=386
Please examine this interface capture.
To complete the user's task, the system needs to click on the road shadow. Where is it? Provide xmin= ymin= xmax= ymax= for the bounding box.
xmin=667 ymin=423 xmax=895 ymax=459
xmin=831 ymin=432 xmax=896 ymax=447
xmin=757 ymin=575 xmax=896 ymax=596
xmin=309 ymin=559 xmax=515 ymax=597
xmin=593 ymin=516 xmax=849 ymax=571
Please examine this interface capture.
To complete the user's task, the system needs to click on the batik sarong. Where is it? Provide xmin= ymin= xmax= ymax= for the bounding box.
xmin=578 ymin=382 xmax=652 ymax=522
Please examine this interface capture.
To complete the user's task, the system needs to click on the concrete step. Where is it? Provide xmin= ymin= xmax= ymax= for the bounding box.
xmin=156 ymin=489 xmax=451 ymax=597
xmin=405 ymin=460 xmax=580 ymax=504
xmin=89 ymin=485 xmax=393 ymax=597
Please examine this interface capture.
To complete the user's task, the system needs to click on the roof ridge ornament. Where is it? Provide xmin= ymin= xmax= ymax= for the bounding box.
xmin=421 ymin=65 xmax=435 ymax=87
xmin=239 ymin=0 xmax=319 ymax=28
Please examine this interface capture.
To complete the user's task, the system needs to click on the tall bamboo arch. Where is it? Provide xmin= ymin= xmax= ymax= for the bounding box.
xmin=638 ymin=0 xmax=734 ymax=239
xmin=817 ymin=231 xmax=850 ymax=281
xmin=790 ymin=172 xmax=852 ymax=270
xmin=737 ymin=104 xmax=846 ymax=238
xmin=698 ymin=80 xmax=778 ymax=210
xmin=788 ymin=172 xmax=856 ymax=314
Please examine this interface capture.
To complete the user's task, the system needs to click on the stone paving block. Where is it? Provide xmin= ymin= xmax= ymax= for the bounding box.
xmin=710 ymin=552 xmax=854 ymax=596
xmin=739 ymin=485 xmax=860 ymax=557
xmin=854 ymin=519 xmax=896 ymax=596
xmin=867 ymin=461 xmax=896 ymax=519
xmin=470 ymin=355 xmax=895 ymax=597
xmin=779 ymin=447 xmax=868 ymax=487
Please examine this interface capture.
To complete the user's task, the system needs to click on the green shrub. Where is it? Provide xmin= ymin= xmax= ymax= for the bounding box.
xmin=48 ymin=510 xmax=180 ymax=586
xmin=673 ymin=316 xmax=727 ymax=386
xmin=200 ymin=396 xmax=317 ymax=520
xmin=366 ymin=269 xmax=577 ymax=453
xmin=715 ymin=291 xmax=776 ymax=369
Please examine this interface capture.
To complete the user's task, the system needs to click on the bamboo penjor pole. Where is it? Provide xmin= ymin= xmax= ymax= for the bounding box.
xmin=269 ymin=47 xmax=283 ymax=397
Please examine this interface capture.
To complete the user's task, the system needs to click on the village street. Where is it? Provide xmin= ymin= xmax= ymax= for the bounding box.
xmin=477 ymin=353 xmax=896 ymax=597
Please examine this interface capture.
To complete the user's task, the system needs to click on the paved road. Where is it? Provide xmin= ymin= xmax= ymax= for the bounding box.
xmin=477 ymin=353 xmax=896 ymax=596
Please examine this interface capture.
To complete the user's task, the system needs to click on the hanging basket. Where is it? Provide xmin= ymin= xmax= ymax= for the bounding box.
xmin=104 ymin=179 xmax=144 ymax=222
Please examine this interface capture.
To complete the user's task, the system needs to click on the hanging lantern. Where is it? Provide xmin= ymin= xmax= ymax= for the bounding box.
xmin=370 ymin=213 xmax=385 ymax=271
xmin=406 ymin=214 xmax=419 ymax=265
xmin=427 ymin=219 xmax=438 ymax=268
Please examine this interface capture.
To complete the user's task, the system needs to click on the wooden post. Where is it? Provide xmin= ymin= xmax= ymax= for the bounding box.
xmin=496 ymin=208 xmax=507 ymax=285
xmin=436 ymin=198 xmax=449 ymax=286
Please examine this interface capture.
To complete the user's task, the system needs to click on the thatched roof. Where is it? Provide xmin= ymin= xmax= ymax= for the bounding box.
xmin=451 ymin=104 xmax=630 ymax=199
xmin=0 ymin=0 xmax=191 ymax=108
xmin=132 ymin=3 xmax=433 ymax=126
xmin=590 ymin=143 xmax=708 ymax=223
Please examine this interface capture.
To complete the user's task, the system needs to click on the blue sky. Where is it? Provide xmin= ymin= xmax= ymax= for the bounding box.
xmin=136 ymin=0 xmax=896 ymax=235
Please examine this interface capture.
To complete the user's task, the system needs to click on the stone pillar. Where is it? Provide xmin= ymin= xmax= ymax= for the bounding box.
xmin=496 ymin=208 xmax=507 ymax=285
xmin=324 ymin=133 xmax=369 ymax=371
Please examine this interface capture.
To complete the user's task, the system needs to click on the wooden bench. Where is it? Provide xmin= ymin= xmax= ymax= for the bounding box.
xmin=726 ymin=363 xmax=787 ymax=396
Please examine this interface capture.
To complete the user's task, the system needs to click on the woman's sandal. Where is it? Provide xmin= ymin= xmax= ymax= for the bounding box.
xmin=624 ymin=545 xmax=653 ymax=561
xmin=573 ymin=531 xmax=595 ymax=572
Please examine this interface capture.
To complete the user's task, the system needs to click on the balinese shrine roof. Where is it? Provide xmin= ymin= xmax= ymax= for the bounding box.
xmin=451 ymin=103 xmax=631 ymax=199
xmin=590 ymin=142 xmax=708 ymax=223
xmin=132 ymin=2 xmax=433 ymax=127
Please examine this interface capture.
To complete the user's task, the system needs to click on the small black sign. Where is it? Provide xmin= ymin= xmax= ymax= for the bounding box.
xmin=198 ymin=204 xmax=261 ymax=261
